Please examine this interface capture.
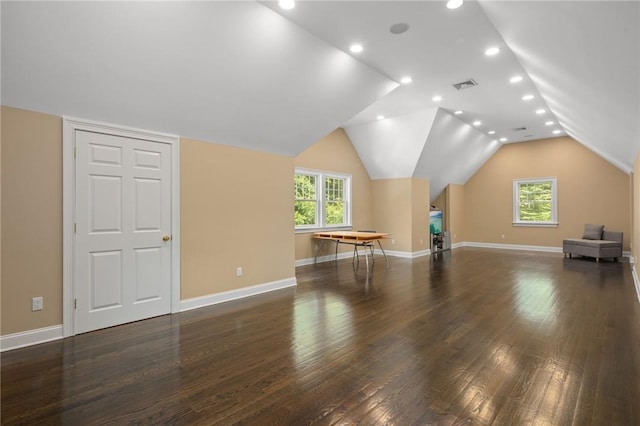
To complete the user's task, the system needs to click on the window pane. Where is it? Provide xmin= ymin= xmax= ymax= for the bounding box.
xmin=295 ymin=174 xmax=316 ymax=200
xmin=518 ymin=182 xmax=552 ymax=221
xmin=325 ymin=201 xmax=344 ymax=225
xmin=325 ymin=177 xmax=344 ymax=202
xmin=294 ymin=201 xmax=317 ymax=225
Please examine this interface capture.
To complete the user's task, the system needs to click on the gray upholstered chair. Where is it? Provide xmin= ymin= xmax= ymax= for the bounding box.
xmin=563 ymin=224 xmax=623 ymax=262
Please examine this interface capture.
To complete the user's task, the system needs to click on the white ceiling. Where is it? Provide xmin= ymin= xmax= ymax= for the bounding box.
xmin=2 ymin=1 xmax=639 ymax=200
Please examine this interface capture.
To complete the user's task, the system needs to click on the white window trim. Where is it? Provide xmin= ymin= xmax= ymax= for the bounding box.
xmin=513 ymin=177 xmax=558 ymax=227
xmin=295 ymin=167 xmax=352 ymax=232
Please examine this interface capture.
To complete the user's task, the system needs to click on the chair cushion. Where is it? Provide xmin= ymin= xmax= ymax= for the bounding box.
xmin=582 ymin=224 xmax=604 ymax=240
xmin=564 ymin=238 xmax=620 ymax=249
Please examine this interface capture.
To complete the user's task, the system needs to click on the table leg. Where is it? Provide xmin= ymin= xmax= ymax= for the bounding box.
xmin=334 ymin=240 xmax=339 ymax=262
xmin=377 ymin=240 xmax=389 ymax=268
xmin=364 ymin=243 xmax=370 ymax=270
xmin=313 ymin=240 xmax=326 ymax=264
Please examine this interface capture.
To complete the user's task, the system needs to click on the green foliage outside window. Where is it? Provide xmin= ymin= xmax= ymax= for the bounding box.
xmin=325 ymin=178 xmax=345 ymax=225
xmin=294 ymin=174 xmax=316 ymax=225
xmin=518 ymin=182 xmax=552 ymax=221
xmin=294 ymin=173 xmax=348 ymax=227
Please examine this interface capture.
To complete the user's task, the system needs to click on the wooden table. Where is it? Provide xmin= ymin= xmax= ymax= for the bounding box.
xmin=312 ymin=231 xmax=389 ymax=269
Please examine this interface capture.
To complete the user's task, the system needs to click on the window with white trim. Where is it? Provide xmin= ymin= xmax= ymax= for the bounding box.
xmin=294 ymin=168 xmax=351 ymax=230
xmin=513 ymin=177 xmax=558 ymax=226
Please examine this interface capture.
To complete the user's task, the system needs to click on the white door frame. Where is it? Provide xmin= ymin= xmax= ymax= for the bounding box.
xmin=63 ymin=117 xmax=181 ymax=337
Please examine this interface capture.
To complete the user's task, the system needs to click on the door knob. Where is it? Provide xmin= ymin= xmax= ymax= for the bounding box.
xmin=162 ymin=235 xmax=171 ymax=241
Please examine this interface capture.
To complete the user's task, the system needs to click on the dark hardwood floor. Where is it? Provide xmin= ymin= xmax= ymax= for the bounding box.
xmin=2 ymin=248 xmax=640 ymax=425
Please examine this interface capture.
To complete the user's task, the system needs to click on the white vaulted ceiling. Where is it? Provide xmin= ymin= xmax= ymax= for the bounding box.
xmin=1 ymin=1 xmax=397 ymax=156
xmin=2 ymin=1 xmax=639 ymax=200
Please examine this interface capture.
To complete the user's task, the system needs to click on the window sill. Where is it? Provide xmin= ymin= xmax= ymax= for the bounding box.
xmin=512 ymin=222 xmax=559 ymax=228
xmin=295 ymin=226 xmax=352 ymax=234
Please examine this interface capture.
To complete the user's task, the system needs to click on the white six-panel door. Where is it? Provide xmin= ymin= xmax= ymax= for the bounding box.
xmin=74 ymin=130 xmax=172 ymax=334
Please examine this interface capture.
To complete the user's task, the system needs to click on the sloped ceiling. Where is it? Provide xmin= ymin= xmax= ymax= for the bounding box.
xmin=345 ymin=108 xmax=438 ymax=179
xmin=346 ymin=108 xmax=500 ymax=199
xmin=479 ymin=0 xmax=640 ymax=173
xmin=1 ymin=1 xmax=397 ymax=156
xmin=413 ymin=109 xmax=501 ymax=199
xmin=2 ymin=1 xmax=639 ymax=190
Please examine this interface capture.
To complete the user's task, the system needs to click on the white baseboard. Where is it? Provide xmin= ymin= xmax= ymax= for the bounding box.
xmin=295 ymin=251 xmax=353 ymax=267
xmin=180 ymin=277 xmax=297 ymax=312
xmin=1 ymin=324 xmax=64 ymax=352
xmin=451 ymin=242 xmax=465 ymax=249
xmin=296 ymin=248 xmax=431 ymax=265
xmin=383 ymin=248 xmax=431 ymax=258
xmin=463 ymin=242 xmax=631 ymax=258
xmin=633 ymin=266 xmax=640 ymax=304
xmin=464 ymin=241 xmax=562 ymax=253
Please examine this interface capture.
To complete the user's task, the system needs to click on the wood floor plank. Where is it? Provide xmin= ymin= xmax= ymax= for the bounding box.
xmin=2 ymin=248 xmax=640 ymax=425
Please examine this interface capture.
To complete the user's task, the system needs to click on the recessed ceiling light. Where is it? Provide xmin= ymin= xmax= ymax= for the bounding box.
xmin=390 ymin=23 xmax=410 ymax=34
xmin=488 ymin=130 xmax=496 ymax=135
xmin=446 ymin=0 xmax=464 ymax=9
xmin=522 ymin=94 xmax=535 ymax=101
xmin=536 ymin=109 xmax=546 ymax=114
xmin=509 ymin=75 xmax=523 ymax=83
xmin=278 ymin=0 xmax=295 ymax=10
xmin=377 ymin=115 xmax=385 ymax=120
xmin=349 ymin=44 xmax=363 ymax=53
xmin=545 ymin=121 xmax=554 ymax=126
xmin=473 ymin=120 xmax=482 ymax=126
xmin=454 ymin=110 xmax=463 ymax=115
xmin=553 ymin=129 xmax=562 ymax=135
xmin=499 ymin=137 xmax=508 ymax=142
xmin=485 ymin=47 xmax=500 ymax=56
xmin=432 ymin=95 xmax=443 ymax=102
xmin=400 ymin=76 xmax=413 ymax=84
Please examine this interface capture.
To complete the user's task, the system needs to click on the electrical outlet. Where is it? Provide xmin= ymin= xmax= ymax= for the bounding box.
xmin=391 ymin=239 xmax=396 ymax=245
xmin=236 ymin=267 xmax=243 ymax=277
xmin=501 ymin=234 xmax=505 ymax=239
xmin=32 ymin=297 xmax=43 ymax=311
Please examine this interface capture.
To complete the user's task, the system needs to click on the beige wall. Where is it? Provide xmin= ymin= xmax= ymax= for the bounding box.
xmin=1 ymin=106 xmax=3 ymax=335
xmin=372 ymin=177 xmax=429 ymax=253
xmin=411 ymin=178 xmax=430 ymax=252
xmin=464 ymin=137 xmax=631 ymax=249
xmin=372 ymin=178 xmax=412 ymax=252
xmin=181 ymin=138 xmax=294 ymax=299
xmin=634 ymin=155 xmax=640 ymax=261
xmin=294 ymin=128 xmax=373 ymax=260
xmin=447 ymin=184 xmax=465 ymax=245
xmin=1 ymin=107 xmax=63 ymax=334
xmin=0 ymin=106 xmax=296 ymax=335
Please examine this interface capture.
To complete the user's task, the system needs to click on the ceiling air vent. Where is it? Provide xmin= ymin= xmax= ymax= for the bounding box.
xmin=512 ymin=126 xmax=528 ymax=131
xmin=452 ymin=79 xmax=477 ymax=90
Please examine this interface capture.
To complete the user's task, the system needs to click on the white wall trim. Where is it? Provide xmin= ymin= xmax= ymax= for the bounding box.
xmin=295 ymin=251 xmax=353 ymax=267
xmin=1 ymin=325 xmax=64 ymax=352
xmin=464 ymin=241 xmax=562 ymax=253
xmin=633 ymin=266 xmax=640 ymax=304
xmin=63 ymin=117 xmax=181 ymax=337
xmin=451 ymin=242 xmax=465 ymax=250
xmin=180 ymin=277 xmax=297 ymax=312
xmin=295 ymin=248 xmax=432 ymax=266
xmin=460 ymin=242 xmax=631 ymax=258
